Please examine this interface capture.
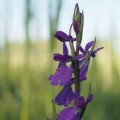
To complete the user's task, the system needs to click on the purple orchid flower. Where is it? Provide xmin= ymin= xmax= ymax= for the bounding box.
xmin=78 ymin=41 xmax=104 ymax=58
xmin=48 ymin=42 xmax=72 ymax=86
xmin=54 ymin=31 xmax=76 ymax=42
xmin=57 ymin=90 xmax=93 ymax=120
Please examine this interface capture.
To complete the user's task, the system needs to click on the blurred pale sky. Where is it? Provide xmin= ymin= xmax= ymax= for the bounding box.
xmin=0 ymin=0 xmax=120 ymax=52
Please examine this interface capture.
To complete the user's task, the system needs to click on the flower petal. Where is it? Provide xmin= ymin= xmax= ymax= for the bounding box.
xmin=79 ymin=59 xmax=90 ymax=81
xmin=80 ymin=61 xmax=89 ymax=80
xmin=63 ymin=42 xmax=68 ymax=56
xmin=73 ymin=20 xmax=80 ymax=34
xmin=78 ymin=45 xmax=86 ymax=55
xmin=85 ymin=41 xmax=94 ymax=51
xmin=75 ymin=54 xmax=84 ymax=60
xmin=58 ymin=107 xmax=80 ymax=120
xmin=91 ymin=47 xmax=104 ymax=57
xmin=84 ymin=94 xmax=93 ymax=105
xmin=53 ymin=54 xmax=72 ymax=62
xmin=48 ymin=62 xmax=72 ymax=86
xmin=75 ymin=96 xmax=85 ymax=107
xmin=53 ymin=54 xmax=66 ymax=62
xmin=55 ymin=79 xmax=75 ymax=107
xmin=71 ymin=38 xmax=77 ymax=41
xmin=54 ymin=31 xmax=70 ymax=42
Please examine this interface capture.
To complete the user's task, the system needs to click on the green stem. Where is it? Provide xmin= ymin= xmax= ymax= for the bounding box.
xmin=69 ymin=25 xmax=79 ymax=92
xmin=52 ymin=98 xmax=56 ymax=120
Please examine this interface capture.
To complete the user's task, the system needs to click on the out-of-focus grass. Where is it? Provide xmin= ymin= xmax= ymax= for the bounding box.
xmin=0 ymin=40 xmax=119 ymax=120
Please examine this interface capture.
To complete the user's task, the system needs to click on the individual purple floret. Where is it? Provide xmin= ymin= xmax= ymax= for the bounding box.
xmin=48 ymin=42 xmax=73 ymax=86
xmin=78 ymin=40 xmax=104 ymax=58
xmin=57 ymin=90 xmax=93 ymax=120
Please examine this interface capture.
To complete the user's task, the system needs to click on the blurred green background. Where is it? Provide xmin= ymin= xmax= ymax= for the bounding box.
xmin=0 ymin=0 xmax=120 ymax=120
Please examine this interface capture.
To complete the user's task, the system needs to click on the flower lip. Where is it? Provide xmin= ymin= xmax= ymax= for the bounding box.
xmin=48 ymin=62 xmax=72 ymax=86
